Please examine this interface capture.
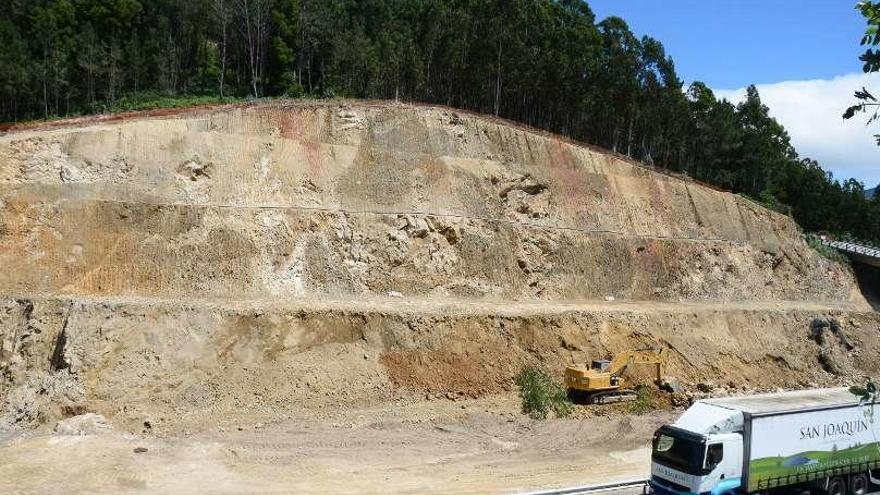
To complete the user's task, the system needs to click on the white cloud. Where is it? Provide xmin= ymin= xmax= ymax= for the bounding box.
xmin=715 ymin=73 xmax=880 ymax=189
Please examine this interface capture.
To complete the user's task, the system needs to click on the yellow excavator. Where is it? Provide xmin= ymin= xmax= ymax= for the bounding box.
xmin=564 ymin=348 xmax=667 ymax=404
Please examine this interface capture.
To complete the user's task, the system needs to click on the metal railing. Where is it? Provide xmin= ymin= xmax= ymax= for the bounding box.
xmin=822 ymin=239 xmax=880 ymax=259
xmin=514 ymin=479 xmax=649 ymax=495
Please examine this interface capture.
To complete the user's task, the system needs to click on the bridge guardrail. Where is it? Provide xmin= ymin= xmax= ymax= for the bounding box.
xmin=816 ymin=238 xmax=880 ymax=261
xmin=824 ymin=240 xmax=880 ymax=257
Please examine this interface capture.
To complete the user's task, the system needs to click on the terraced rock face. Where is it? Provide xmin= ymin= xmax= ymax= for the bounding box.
xmin=0 ymin=103 xmax=853 ymax=302
xmin=0 ymin=102 xmax=872 ymax=432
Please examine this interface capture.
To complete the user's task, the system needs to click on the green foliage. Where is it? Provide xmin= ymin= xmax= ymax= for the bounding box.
xmin=514 ymin=366 xmax=572 ymax=420
xmin=858 ymin=2 xmax=880 ymax=72
xmin=845 ymin=2 xmax=880 ymax=143
xmin=740 ymin=191 xmax=792 ymax=216
xmin=806 ymin=236 xmax=850 ymax=265
xmin=850 ymin=378 xmax=878 ymax=421
xmin=104 ymin=92 xmax=242 ymax=113
xmin=850 ymin=378 xmax=878 ymax=403
xmin=269 ymin=0 xmax=300 ymax=95
xmin=626 ymin=386 xmax=656 ymax=415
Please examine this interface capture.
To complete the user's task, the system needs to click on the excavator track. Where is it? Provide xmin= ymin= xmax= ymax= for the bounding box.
xmin=589 ymin=389 xmax=638 ymax=404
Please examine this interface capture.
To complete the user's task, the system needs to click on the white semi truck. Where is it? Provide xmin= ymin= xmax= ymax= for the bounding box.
xmin=649 ymin=388 xmax=880 ymax=495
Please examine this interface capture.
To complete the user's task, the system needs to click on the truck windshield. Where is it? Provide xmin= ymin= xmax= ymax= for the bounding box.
xmin=652 ymin=429 xmax=705 ymax=475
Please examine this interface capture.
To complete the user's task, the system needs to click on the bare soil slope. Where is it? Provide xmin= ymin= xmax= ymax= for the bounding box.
xmin=0 ymin=102 xmax=853 ymax=302
xmin=0 ymin=102 xmax=876 ymax=494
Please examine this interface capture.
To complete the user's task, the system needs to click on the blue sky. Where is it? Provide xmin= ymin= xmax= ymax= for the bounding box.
xmin=588 ymin=0 xmax=865 ymax=88
xmin=587 ymin=0 xmax=880 ymax=188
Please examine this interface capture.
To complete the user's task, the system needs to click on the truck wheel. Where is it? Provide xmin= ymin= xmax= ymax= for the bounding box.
xmin=827 ymin=476 xmax=847 ymax=495
xmin=850 ymin=474 xmax=868 ymax=495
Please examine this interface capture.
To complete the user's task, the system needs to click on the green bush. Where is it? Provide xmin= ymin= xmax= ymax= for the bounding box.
xmin=104 ymin=92 xmax=243 ymax=113
xmin=626 ymin=386 xmax=656 ymax=415
xmin=514 ymin=366 xmax=572 ymax=420
xmin=740 ymin=192 xmax=792 ymax=216
xmin=806 ymin=236 xmax=849 ymax=265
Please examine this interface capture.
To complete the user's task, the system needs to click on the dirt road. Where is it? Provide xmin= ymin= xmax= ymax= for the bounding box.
xmin=14 ymin=292 xmax=871 ymax=317
xmin=0 ymin=396 xmax=673 ymax=495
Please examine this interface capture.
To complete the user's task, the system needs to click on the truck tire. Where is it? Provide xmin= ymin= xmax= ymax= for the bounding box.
xmin=827 ymin=476 xmax=847 ymax=495
xmin=849 ymin=474 xmax=868 ymax=495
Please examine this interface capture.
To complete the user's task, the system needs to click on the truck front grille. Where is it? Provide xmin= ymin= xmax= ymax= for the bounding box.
xmin=651 ymin=476 xmax=691 ymax=494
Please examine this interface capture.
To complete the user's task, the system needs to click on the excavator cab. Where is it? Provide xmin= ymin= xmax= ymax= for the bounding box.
xmin=564 ymin=348 xmax=666 ymax=404
xmin=591 ymin=360 xmax=611 ymax=372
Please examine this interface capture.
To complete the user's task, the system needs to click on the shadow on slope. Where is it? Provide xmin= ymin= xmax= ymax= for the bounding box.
xmin=853 ymin=263 xmax=880 ymax=311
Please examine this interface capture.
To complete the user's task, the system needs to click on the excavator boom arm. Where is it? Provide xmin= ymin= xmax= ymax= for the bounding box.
xmin=608 ymin=348 xmax=666 ymax=379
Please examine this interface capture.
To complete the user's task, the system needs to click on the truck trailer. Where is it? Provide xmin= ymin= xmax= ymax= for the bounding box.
xmin=649 ymin=388 xmax=880 ymax=495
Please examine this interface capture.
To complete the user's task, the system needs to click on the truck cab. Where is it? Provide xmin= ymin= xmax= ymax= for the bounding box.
xmin=651 ymin=427 xmax=743 ymax=495
xmin=649 ymin=388 xmax=880 ymax=495
xmin=650 ymin=402 xmax=745 ymax=495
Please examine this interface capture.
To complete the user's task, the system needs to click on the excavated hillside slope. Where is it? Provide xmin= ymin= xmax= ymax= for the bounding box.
xmin=0 ymin=102 xmax=855 ymax=301
xmin=0 ymin=101 xmax=874 ymax=432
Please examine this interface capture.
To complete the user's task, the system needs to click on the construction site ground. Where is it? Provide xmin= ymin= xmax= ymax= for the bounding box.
xmin=1 ymin=101 xmax=878 ymax=494
xmin=1 ymin=294 xmax=874 ymax=494
xmin=1 ymin=396 xmax=673 ymax=495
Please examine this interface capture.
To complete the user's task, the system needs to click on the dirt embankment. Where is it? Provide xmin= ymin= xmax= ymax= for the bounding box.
xmin=0 ymin=101 xmax=874 ymax=436
xmin=1 ymin=296 xmax=876 ymax=435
